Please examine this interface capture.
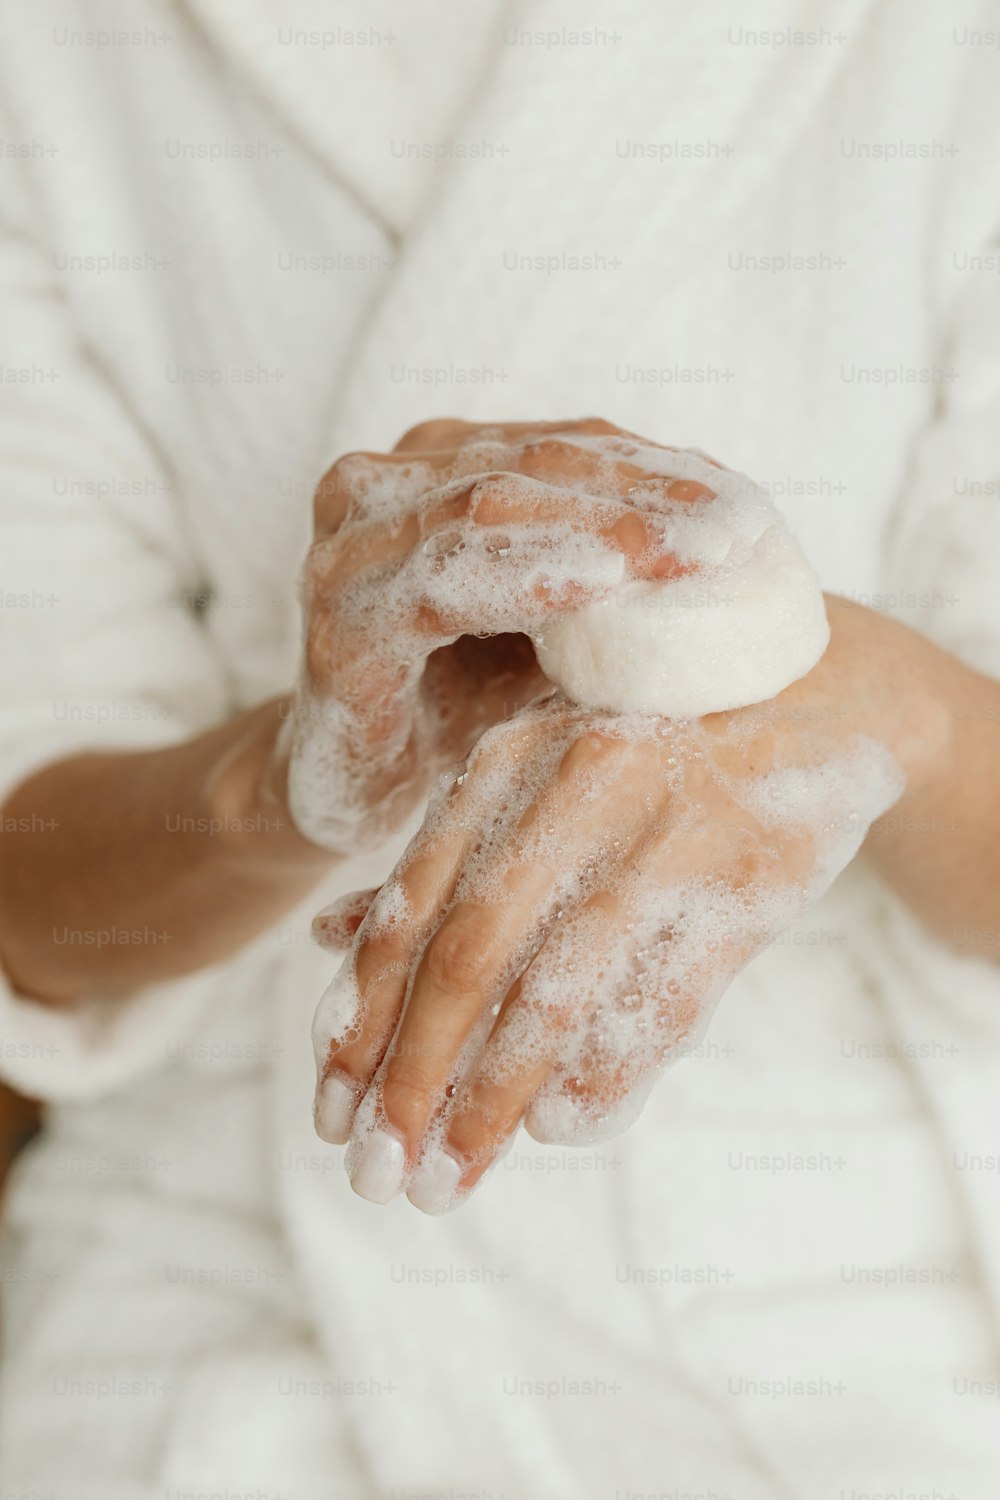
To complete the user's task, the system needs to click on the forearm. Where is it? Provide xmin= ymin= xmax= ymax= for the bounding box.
xmin=857 ymin=608 xmax=1000 ymax=949
xmin=0 ymin=1079 xmax=39 ymax=1199
xmin=0 ymin=697 xmax=334 ymax=1004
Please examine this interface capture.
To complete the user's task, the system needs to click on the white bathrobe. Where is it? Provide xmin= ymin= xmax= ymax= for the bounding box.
xmin=2 ymin=1 xmax=1000 ymax=1496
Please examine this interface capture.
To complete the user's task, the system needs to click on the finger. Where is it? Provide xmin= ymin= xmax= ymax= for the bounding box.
xmin=325 ymin=423 xmax=721 ymax=583
xmin=317 ymin=424 xmax=721 ymax=546
xmin=311 ymin=888 xmax=381 ymax=953
xmin=311 ymin=819 xmax=467 ymax=1144
xmin=373 ymin=881 xmax=550 ymax=1166
xmin=427 ymin=888 xmax=693 ymax=1171
xmin=391 ymin=418 xmax=478 ymax=453
xmin=309 ymin=450 xmax=721 ymax=701
xmin=312 ymin=715 xmax=543 ymax=1143
xmin=511 ymin=434 xmax=717 ymax=509
xmin=391 ymin=416 xmax=605 ymax=455
xmin=406 ymin=983 xmax=556 ymax=1213
xmin=320 ymin=420 xmax=586 ymax=535
xmin=416 ymin=800 xmax=766 ymax=1195
xmin=317 ymin=505 xmax=644 ymax=735
xmin=411 ymin=732 xmax=806 ymax=1198
xmin=299 ymin=534 xmax=421 ymax=719
xmin=407 ymin=892 xmax=630 ymax=1212
xmin=391 ymin=416 xmax=702 ymax=464
xmin=317 ymin=425 xmax=611 ymax=538
xmin=356 ymin=728 xmax=660 ymax=1203
xmin=304 ymin=478 xmax=641 ymax=719
xmin=313 ymin=447 xmax=461 ymax=533
xmin=300 ymin=471 xmax=671 ymax=809
xmin=327 ymin=469 xmax=664 ymax=582
xmin=397 ymin=501 xmax=633 ymax=643
xmin=406 ymin=880 xmax=670 ymax=1210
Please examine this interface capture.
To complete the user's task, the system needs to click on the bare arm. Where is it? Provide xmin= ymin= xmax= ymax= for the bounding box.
xmin=0 ymin=1080 xmax=39 ymax=1199
xmin=862 ymin=610 xmax=1000 ymax=950
xmin=0 ymin=697 xmax=334 ymax=1004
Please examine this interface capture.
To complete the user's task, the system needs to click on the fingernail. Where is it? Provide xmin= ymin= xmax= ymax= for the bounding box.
xmin=407 ymin=1148 xmax=463 ymax=1215
xmin=314 ymin=1073 xmax=357 ymax=1144
xmin=350 ymin=1128 xmax=406 ymax=1204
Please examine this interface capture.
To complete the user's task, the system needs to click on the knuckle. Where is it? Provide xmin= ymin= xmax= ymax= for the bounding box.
xmin=558 ymin=730 xmax=618 ymax=781
xmin=521 ymin=436 xmax=565 ymax=462
xmin=466 ymin=474 xmax=519 ymax=525
xmin=312 ymin=467 xmax=346 ymax=531
xmin=610 ymin=510 xmax=650 ymax=552
xmin=315 ymin=451 xmax=381 ymax=529
xmin=395 ymin=418 xmax=466 ymax=453
xmin=515 ymin=437 xmax=583 ymax=481
xmin=666 ymin=477 xmax=714 ymax=503
xmin=423 ymin=914 xmax=497 ymax=994
xmin=303 ymin=609 xmax=336 ymax=682
xmin=329 ymin=447 xmax=379 ymax=475
xmin=573 ymin=416 xmax=619 ymax=436
xmin=300 ymin=537 xmax=341 ymax=598
xmin=421 ymin=489 xmax=473 ymax=531
xmin=382 ymin=1058 xmax=437 ymax=1121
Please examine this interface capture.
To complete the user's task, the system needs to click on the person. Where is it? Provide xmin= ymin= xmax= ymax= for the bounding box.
xmin=0 ymin=2 xmax=999 ymax=1496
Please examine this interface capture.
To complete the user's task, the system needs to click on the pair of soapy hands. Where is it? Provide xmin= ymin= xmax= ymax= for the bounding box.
xmin=283 ymin=418 xmax=906 ymax=1213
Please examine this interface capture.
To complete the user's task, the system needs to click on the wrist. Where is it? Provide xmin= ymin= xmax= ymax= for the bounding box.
xmin=207 ymin=697 xmax=336 ymax=873
xmin=822 ymin=595 xmax=954 ymax=805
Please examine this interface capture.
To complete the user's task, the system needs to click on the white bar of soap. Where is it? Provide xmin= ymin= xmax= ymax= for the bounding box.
xmin=533 ymin=523 xmax=829 ymax=717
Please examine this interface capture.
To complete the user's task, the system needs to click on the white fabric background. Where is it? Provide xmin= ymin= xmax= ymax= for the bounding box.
xmin=0 ymin=0 xmax=999 ymax=1495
